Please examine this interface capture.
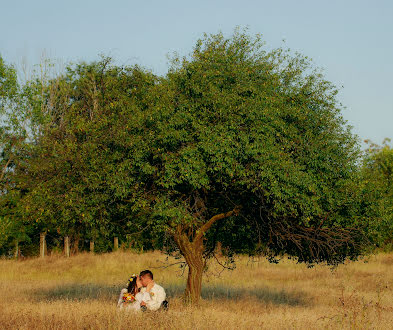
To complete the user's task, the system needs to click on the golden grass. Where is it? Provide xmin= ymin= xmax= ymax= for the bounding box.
xmin=0 ymin=251 xmax=392 ymax=329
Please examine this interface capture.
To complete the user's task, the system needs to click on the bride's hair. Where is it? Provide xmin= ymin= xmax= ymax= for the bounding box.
xmin=127 ymin=276 xmax=138 ymax=295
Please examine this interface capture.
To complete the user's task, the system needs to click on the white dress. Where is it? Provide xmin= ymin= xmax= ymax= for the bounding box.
xmin=117 ymin=288 xmax=151 ymax=311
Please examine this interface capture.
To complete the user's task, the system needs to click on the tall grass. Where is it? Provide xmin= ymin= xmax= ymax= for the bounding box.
xmin=0 ymin=251 xmax=392 ymax=329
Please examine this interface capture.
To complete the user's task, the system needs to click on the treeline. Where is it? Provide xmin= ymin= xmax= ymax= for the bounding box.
xmin=0 ymin=30 xmax=392 ymax=262
xmin=0 ymin=57 xmax=163 ymax=256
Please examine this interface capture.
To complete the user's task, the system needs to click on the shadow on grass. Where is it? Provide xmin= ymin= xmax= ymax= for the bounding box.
xmin=167 ymin=283 xmax=306 ymax=306
xmin=34 ymin=283 xmax=306 ymax=306
xmin=34 ymin=283 xmax=120 ymax=302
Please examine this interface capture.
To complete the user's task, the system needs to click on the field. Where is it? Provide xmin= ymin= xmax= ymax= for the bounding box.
xmin=0 ymin=251 xmax=392 ymax=329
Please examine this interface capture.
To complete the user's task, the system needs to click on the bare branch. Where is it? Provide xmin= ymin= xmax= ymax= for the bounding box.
xmin=194 ymin=206 xmax=241 ymax=242
xmin=149 ymin=260 xmax=186 ymax=270
xmin=0 ymin=157 xmax=12 ymax=182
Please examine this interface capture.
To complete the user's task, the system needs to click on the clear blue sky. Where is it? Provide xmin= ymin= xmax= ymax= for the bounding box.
xmin=1 ymin=0 xmax=392 ymax=147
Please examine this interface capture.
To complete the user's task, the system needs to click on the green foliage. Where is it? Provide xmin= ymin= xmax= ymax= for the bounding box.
xmin=0 ymin=30 xmax=369 ymax=264
xmin=0 ymin=55 xmax=19 ymax=187
xmin=1 ymin=56 xmax=59 ymax=255
xmin=114 ymin=29 xmax=365 ymax=265
xmin=0 ymin=55 xmax=18 ymax=114
xmin=11 ymin=58 xmax=159 ymax=251
xmin=360 ymin=139 xmax=393 ymax=248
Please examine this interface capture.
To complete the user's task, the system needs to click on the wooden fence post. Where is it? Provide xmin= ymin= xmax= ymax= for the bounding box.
xmin=90 ymin=241 xmax=94 ymax=253
xmin=71 ymin=236 xmax=80 ymax=255
xmin=40 ymin=232 xmax=46 ymax=258
xmin=64 ymin=236 xmax=70 ymax=257
xmin=15 ymin=240 xmax=19 ymax=259
xmin=114 ymin=237 xmax=119 ymax=251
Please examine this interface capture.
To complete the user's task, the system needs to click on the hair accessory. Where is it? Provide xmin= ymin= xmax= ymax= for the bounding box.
xmin=127 ymin=273 xmax=138 ymax=285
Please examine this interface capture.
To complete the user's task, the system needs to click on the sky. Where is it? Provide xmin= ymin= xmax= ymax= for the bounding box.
xmin=1 ymin=0 xmax=392 ymax=147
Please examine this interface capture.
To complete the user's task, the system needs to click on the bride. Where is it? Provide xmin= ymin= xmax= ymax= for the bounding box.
xmin=117 ymin=274 xmax=150 ymax=311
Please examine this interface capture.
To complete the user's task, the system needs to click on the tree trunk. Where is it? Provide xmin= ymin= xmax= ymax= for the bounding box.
xmin=113 ymin=237 xmax=119 ymax=251
xmin=172 ymin=207 xmax=240 ymax=305
xmin=90 ymin=241 xmax=94 ymax=253
xmin=40 ymin=232 xmax=46 ymax=258
xmin=174 ymin=231 xmax=205 ymax=304
xmin=14 ymin=240 xmax=19 ymax=259
xmin=64 ymin=236 xmax=70 ymax=257
xmin=71 ymin=236 xmax=80 ymax=255
xmin=215 ymin=241 xmax=223 ymax=256
xmin=184 ymin=241 xmax=204 ymax=304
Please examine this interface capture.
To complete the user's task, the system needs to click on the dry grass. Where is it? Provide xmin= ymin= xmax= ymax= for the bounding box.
xmin=0 ymin=251 xmax=392 ymax=329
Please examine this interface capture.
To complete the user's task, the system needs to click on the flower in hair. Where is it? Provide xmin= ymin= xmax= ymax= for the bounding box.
xmin=128 ymin=274 xmax=138 ymax=284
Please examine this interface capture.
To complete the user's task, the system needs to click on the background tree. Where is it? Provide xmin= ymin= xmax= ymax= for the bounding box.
xmin=360 ymin=139 xmax=393 ymax=248
xmin=15 ymin=59 xmax=158 ymax=252
xmin=1 ymin=55 xmax=19 ymax=189
xmin=1 ymin=55 xmax=66 ymax=255
xmin=0 ymin=55 xmax=29 ymax=255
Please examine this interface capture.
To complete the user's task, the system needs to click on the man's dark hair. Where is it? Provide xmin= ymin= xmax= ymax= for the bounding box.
xmin=140 ymin=270 xmax=153 ymax=280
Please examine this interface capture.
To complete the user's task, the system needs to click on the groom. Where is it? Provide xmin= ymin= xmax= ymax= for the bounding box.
xmin=139 ymin=270 xmax=167 ymax=311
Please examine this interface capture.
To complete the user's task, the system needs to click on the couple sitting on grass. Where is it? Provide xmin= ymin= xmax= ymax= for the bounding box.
xmin=117 ymin=270 xmax=168 ymax=312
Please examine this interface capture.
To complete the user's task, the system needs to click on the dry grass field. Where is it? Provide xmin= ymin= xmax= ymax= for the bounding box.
xmin=0 ymin=250 xmax=392 ymax=329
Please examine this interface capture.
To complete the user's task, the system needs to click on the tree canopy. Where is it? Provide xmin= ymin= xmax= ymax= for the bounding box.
xmin=360 ymin=139 xmax=393 ymax=248
xmin=0 ymin=31 xmax=373 ymax=303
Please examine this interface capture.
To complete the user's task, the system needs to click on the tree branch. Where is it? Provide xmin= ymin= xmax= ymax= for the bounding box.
xmin=0 ymin=157 xmax=12 ymax=182
xmin=149 ymin=260 xmax=186 ymax=270
xmin=194 ymin=206 xmax=241 ymax=242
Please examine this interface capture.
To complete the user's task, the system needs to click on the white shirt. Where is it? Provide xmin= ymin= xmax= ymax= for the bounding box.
xmin=141 ymin=283 xmax=166 ymax=311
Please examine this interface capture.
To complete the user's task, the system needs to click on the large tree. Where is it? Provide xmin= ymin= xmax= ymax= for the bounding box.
xmin=117 ymin=31 xmax=366 ymax=303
